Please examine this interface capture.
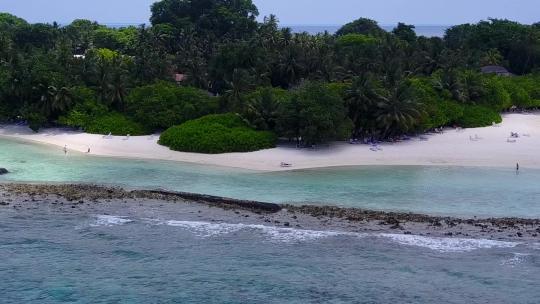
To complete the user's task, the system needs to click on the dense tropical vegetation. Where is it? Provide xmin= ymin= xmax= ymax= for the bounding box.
xmin=1 ymin=1 xmax=540 ymax=152
xmin=159 ymin=113 xmax=276 ymax=153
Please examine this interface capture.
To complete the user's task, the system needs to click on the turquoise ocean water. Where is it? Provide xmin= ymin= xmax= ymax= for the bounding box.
xmin=1 ymin=137 xmax=539 ymax=218
xmin=2 ymin=137 xmax=540 ymax=303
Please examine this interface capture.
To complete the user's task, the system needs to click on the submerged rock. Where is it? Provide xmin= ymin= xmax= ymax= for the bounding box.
xmin=0 ymin=168 xmax=8 ymax=175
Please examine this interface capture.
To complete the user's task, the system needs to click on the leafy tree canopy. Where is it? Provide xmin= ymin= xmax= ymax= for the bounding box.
xmin=150 ymin=0 xmax=259 ymax=39
xmin=336 ymin=18 xmax=386 ymax=37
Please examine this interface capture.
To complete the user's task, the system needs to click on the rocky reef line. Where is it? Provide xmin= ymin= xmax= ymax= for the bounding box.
xmin=1 ymin=183 xmax=539 ymax=241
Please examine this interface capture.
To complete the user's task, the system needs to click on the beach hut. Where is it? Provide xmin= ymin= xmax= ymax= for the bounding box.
xmin=480 ymin=65 xmax=513 ymax=76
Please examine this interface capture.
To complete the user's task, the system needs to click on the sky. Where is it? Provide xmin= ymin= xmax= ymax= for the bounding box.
xmin=0 ymin=0 xmax=538 ymax=26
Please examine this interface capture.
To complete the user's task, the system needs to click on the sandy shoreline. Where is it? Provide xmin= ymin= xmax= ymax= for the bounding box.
xmin=1 ymin=113 xmax=539 ymax=171
xmin=1 ymin=183 xmax=539 ymax=243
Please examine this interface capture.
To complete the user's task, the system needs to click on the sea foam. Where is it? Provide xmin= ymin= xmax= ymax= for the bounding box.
xmin=500 ymin=253 xmax=530 ymax=266
xmin=378 ymin=233 xmax=519 ymax=253
xmin=165 ymin=220 xmax=356 ymax=242
xmin=102 ymin=218 xmax=522 ymax=252
xmin=92 ymin=215 xmax=133 ymax=227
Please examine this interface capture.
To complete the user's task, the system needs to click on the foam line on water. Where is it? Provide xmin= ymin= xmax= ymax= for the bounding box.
xmin=92 ymin=215 xmax=133 ymax=227
xmin=167 ymin=221 xmax=521 ymax=251
xmin=500 ymin=253 xmax=530 ymax=266
xmin=164 ymin=220 xmax=520 ymax=251
xmin=378 ymin=233 xmax=519 ymax=253
xmin=165 ymin=220 xmax=358 ymax=242
xmin=107 ymin=218 xmax=523 ymax=252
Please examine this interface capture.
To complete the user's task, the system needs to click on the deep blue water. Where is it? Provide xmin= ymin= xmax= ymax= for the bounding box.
xmin=1 ymin=205 xmax=540 ymax=303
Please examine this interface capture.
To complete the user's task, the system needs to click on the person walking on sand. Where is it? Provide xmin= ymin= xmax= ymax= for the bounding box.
xmin=63 ymin=145 xmax=68 ymax=155
xmin=87 ymin=147 xmax=91 ymax=154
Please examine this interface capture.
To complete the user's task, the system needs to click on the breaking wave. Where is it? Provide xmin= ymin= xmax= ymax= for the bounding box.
xmin=92 ymin=215 xmax=133 ymax=227
xmin=95 ymin=218 xmax=522 ymax=252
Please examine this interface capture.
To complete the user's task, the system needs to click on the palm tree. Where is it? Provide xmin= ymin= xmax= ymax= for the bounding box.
xmin=278 ymin=44 xmax=303 ymax=88
xmin=480 ymin=49 xmax=503 ymax=66
xmin=461 ymin=70 xmax=484 ymax=102
xmin=108 ymin=56 xmax=130 ymax=110
xmin=345 ymin=74 xmax=385 ymax=138
xmin=376 ymin=83 xmax=423 ymax=138
xmin=223 ymin=68 xmax=252 ymax=112
xmin=34 ymin=84 xmax=73 ymax=118
xmin=52 ymin=86 xmax=73 ymax=113
xmin=244 ymin=87 xmax=282 ymax=131
xmin=33 ymin=83 xmax=56 ymax=117
xmin=259 ymin=15 xmax=281 ymax=49
xmin=431 ymin=69 xmax=466 ymax=102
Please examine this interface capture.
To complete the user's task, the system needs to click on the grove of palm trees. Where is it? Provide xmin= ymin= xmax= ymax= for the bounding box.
xmin=1 ymin=0 xmax=540 ymax=152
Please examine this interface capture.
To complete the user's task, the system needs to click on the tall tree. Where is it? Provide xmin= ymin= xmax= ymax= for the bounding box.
xmin=278 ymin=81 xmax=350 ymax=145
xmin=376 ymin=82 xmax=423 ymax=138
xmin=336 ymin=18 xmax=387 ymax=37
xmin=345 ymin=73 xmax=385 ymax=137
xmin=150 ymin=0 xmax=259 ymax=40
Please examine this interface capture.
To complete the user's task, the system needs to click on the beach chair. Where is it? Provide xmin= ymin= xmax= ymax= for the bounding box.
xmin=370 ymin=143 xmax=381 ymax=151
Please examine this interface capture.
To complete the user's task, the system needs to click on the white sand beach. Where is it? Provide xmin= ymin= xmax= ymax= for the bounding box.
xmin=1 ymin=113 xmax=539 ymax=171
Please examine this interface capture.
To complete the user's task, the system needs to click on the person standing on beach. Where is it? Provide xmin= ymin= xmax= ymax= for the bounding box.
xmin=516 ymin=163 xmax=520 ymax=171
xmin=63 ymin=145 xmax=68 ymax=155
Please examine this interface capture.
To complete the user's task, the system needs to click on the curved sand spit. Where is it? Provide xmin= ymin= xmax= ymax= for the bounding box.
xmin=1 ymin=113 xmax=539 ymax=171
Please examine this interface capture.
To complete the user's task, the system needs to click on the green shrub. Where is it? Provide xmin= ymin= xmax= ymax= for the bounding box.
xmin=58 ymin=99 xmax=108 ymax=129
xmin=85 ymin=113 xmax=147 ymax=136
xmin=27 ymin=112 xmax=47 ymax=132
xmin=127 ymin=82 xmax=218 ymax=131
xmin=408 ymin=77 xmax=443 ymax=130
xmin=440 ymin=100 xmax=465 ymax=124
xmin=456 ymin=105 xmax=502 ymax=128
xmin=159 ymin=113 xmax=277 ymax=154
xmin=480 ymin=77 xmax=511 ymax=111
xmin=500 ymin=75 xmax=540 ymax=109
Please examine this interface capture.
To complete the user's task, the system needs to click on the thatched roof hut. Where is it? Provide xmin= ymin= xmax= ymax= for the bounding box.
xmin=480 ymin=66 xmax=513 ymax=76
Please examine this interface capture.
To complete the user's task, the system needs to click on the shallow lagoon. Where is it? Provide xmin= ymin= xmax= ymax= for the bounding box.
xmin=1 ymin=137 xmax=539 ymax=218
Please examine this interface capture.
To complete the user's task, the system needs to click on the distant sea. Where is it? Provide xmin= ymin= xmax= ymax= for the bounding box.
xmin=286 ymin=24 xmax=450 ymax=37
xmin=102 ymin=23 xmax=450 ymax=38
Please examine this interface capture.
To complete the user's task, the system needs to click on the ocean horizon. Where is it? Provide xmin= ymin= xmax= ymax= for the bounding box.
xmin=98 ymin=23 xmax=450 ymax=37
xmin=286 ymin=24 xmax=450 ymax=37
